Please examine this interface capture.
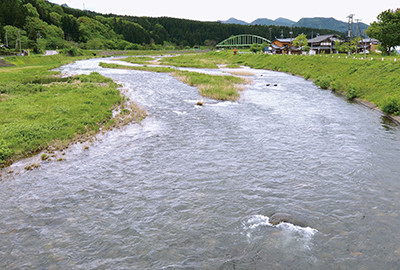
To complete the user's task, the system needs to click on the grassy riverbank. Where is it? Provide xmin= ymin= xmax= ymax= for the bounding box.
xmin=152 ymin=51 xmax=400 ymax=116
xmin=0 ymin=55 xmax=145 ymax=167
xmin=229 ymin=53 xmax=400 ymax=114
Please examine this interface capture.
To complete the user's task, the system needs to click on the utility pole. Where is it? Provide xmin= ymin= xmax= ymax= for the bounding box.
xmin=355 ymin=19 xmax=361 ymax=55
xmin=281 ymin=29 xmax=284 ymax=39
xmin=5 ymin=32 xmax=8 ymax=47
xmin=347 ymin=14 xmax=354 ymax=56
xmin=347 ymin=14 xmax=354 ymax=40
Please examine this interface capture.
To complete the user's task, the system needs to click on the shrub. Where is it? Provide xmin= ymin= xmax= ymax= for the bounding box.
xmin=59 ymin=47 xmax=84 ymax=56
xmin=315 ymin=75 xmax=332 ymax=89
xmin=346 ymin=85 xmax=359 ymax=100
xmin=250 ymin=43 xmax=262 ymax=53
xmin=382 ymin=98 xmax=400 ymax=115
xmin=0 ymin=139 xmax=13 ymax=164
xmin=330 ymin=80 xmax=342 ymax=91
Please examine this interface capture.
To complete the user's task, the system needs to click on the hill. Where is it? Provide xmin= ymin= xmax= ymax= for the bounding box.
xmin=0 ymin=0 xmax=344 ymax=53
xmin=295 ymin=17 xmax=369 ymax=35
xmin=219 ymin=17 xmax=248 ymax=25
xmin=221 ymin=16 xmax=369 ymax=35
xmin=274 ymin=17 xmax=296 ymax=27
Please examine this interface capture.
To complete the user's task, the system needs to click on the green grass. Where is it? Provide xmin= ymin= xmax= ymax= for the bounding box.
xmin=100 ymin=62 xmax=175 ymax=73
xmin=172 ymin=70 xmax=245 ymax=100
xmin=164 ymin=51 xmax=400 ymax=115
xmin=159 ymin=54 xmax=219 ymax=68
xmin=0 ymin=56 xmax=126 ymax=166
xmin=228 ymin=53 xmax=400 ymax=114
xmin=100 ymin=62 xmax=247 ymax=101
xmin=120 ymin=56 xmax=156 ymax=65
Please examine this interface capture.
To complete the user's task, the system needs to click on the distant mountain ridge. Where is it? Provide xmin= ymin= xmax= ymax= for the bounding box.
xmin=220 ymin=16 xmax=369 ymax=34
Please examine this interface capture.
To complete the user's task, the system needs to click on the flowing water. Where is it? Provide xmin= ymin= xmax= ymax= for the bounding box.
xmin=1 ymin=57 xmax=400 ymax=269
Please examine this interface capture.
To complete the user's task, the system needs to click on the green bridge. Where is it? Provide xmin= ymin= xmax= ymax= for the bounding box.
xmin=216 ymin=34 xmax=271 ymax=49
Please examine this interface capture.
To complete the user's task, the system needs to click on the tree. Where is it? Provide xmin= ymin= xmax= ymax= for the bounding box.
xmin=250 ymin=43 xmax=262 ymax=53
xmin=24 ymin=16 xmax=48 ymax=40
xmin=292 ymin=34 xmax=308 ymax=48
xmin=61 ymin=15 xmax=79 ymax=41
xmin=367 ymin=9 xmax=400 ymax=55
xmin=44 ymin=24 xmax=66 ymax=49
xmin=3 ymin=25 xmax=28 ymax=49
xmin=335 ymin=40 xmax=349 ymax=53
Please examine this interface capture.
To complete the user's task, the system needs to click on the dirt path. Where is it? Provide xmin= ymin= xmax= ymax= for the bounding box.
xmin=0 ymin=58 xmax=15 ymax=67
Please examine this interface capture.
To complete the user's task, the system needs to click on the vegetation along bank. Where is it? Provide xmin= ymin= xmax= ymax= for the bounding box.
xmin=168 ymin=51 xmax=400 ymax=120
xmin=103 ymin=51 xmax=400 ymax=121
xmin=0 ymin=55 xmax=146 ymax=169
xmin=1 ymin=50 xmax=400 ymax=169
xmin=232 ymin=53 xmax=400 ymax=118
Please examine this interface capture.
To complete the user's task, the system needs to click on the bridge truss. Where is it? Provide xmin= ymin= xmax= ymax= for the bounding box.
xmin=216 ymin=34 xmax=271 ymax=49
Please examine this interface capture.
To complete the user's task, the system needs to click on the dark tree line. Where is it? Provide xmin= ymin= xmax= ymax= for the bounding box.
xmin=0 ymin=0 xmax=344 ymax=52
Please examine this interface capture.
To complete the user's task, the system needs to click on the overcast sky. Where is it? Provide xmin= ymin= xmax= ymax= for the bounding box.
xmin=49 ymin=0 xmax=398 ymax=25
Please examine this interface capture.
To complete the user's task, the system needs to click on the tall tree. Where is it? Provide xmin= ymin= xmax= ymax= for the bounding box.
xmin=367 ymin=9 xmax=400 ymax=55
xmin=292 ymin=34 xmax=308 ymax=47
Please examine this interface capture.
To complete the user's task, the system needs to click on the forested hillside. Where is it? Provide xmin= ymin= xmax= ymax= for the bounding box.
xmin=0 ymin=0 xmax=343 ymax=53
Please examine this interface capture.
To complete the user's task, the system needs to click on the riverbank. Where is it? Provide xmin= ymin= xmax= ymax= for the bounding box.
xmin=155 ymin=51 xmax=400 ymax=122
xmin=0 ymin=55 xmax=146 ymax=170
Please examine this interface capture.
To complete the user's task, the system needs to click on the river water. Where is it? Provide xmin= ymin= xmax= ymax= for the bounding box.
xmin=1 ymin=57 xmax=400 ymax=269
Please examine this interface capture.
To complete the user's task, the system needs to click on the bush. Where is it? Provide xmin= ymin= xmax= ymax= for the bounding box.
xmin=315 ymin=75 xmax=332 ymax=89
xmin=0 ymin=139 xmax=13 ymax=164
xmin=346 ymin=85 xmax=359 ymax=100
xmin=330 ymin=80 xmax=342 ymax=91
xmin=382 ymin=98 xmax=400 ymax=115
xmin=125 ymin=43 xmax=143 ymax=50
xmin=0 ymin=47 xmax=12 ymax=56
xmin=59 ymin=46 xmax=84 ymax=56
xmin=250 ymin=43 xmax=262 ymax=53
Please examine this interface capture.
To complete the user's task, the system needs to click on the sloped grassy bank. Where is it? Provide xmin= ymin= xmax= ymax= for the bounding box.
xmin=157 ymin=52 xmax=400 ymax=118
xmin=211 ymin=52 xmax=400 ymax=116
xmin=0 ymin=55 xmax=145 ymax=168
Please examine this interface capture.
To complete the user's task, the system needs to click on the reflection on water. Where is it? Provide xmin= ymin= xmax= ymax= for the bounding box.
xmin=1 ymin=58 xmax=400 ymax=269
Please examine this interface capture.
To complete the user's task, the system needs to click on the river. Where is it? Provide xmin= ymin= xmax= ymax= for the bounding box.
xmin=1 ymin=57 xmax=400 ymax=269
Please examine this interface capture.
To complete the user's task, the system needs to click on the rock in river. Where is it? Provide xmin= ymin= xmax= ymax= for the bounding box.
xmin=269 ymin=213 xmax=307 ymax=227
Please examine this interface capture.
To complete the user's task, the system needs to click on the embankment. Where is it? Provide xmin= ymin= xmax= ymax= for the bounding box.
xmin=0 ymin=55 xmax=145 ymax=169
xmin=217 ymin=52 xmax=400 ymax=121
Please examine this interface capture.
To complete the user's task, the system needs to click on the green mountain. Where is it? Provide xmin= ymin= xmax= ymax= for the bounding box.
xmin=274 ymin=17 xmax=296 ymax=27
xmin=250 ymin=17 xmax=296 ymax=27
xmin=295 ymin=17 xmax=369 ymax=35
xmin=0 ymin=0 xmax=344 ymax=53
xmin=219 ymin=17 xmax=248 ymax=25
xmin=221 ymin=16 xmax=369 ymax=35
xmin=250 ymin=18 xmax=276 ymax=25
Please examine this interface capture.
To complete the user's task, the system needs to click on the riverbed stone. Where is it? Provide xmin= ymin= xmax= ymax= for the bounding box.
xmin=269 ymin=213 xmax=306 ymax=227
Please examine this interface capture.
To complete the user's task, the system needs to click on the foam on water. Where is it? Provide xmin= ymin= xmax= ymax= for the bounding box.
xmin=243 ymin=215 xmax=318 ymax=250
xmin=244 ymin=214 xmax=318 ymax=234
xmin=172 ymin=111 xmax=187 ymax=115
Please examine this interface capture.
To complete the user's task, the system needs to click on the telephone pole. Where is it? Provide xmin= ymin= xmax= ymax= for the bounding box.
xmin=347 ymin=14 xmax=354 ymax=55
xmin=347 ymin=14 xmax=354 ymax=40
xmin=355 ymin=19 xmax=361 ymax=55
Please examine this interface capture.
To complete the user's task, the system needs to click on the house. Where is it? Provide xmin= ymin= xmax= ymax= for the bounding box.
xmin=270 ymin=38 xmax=300 ymax=54
xmin=358 ymin=38 xmax=380 ymax=53
xmin=308 ymin=34 xmax=344 ymax=54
